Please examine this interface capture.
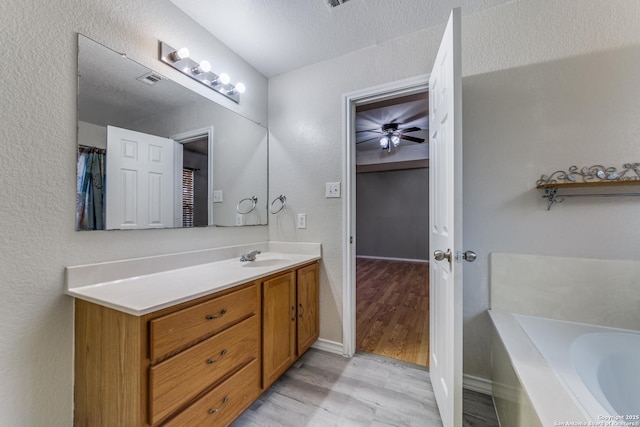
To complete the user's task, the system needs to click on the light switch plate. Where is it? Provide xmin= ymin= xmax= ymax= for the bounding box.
xmin=297 ymin=213 xmax=307 ymax=229
xmin=213 ymin=190 xmax=223 ymax=203
xmin=326 ymin=182 xmax=341 ymax=198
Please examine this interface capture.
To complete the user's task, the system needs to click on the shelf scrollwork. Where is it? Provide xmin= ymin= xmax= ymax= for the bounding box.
xmin=536 ymin=163 xmax=640 ymax=210
xmin=536 ymin=163 xmax=640 ymax=186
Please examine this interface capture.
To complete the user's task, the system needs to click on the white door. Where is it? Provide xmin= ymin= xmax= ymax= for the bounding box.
xmin=429 ymin=8 xmax=463 ymax=427
xmin=106 ymin=126 xmax=175 ymax=230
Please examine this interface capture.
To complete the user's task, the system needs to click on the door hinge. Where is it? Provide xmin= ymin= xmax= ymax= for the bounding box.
xmin=350 ymin=236 xmax=353 ymax=244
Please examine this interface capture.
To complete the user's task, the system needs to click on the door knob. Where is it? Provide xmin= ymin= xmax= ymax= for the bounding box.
xmin=433 ymin=249 xmax=452 ymax=262
xmin=462 ymin=250 xmax=477 ymax=262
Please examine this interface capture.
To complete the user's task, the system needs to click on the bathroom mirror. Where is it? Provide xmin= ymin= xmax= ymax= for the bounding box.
xmin=76 ymin=34 xmax=268 ymax=230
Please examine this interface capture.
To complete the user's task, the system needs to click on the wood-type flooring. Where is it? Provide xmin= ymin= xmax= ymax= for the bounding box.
xmin=356 ymin=257 xmax=429 ymax=366
xmin=233 ymin=349 xmax=499 ymax=427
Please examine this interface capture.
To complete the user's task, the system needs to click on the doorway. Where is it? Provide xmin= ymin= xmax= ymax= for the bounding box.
xmin=342 ymin=75 xmax=430 ymax=363
xmin=172 ymin=127 xmax=214 ymax=227
xmin=354 ymin=92 xmax=430 ymax=366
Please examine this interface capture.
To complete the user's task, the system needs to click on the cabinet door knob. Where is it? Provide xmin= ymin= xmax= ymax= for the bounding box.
xmin=205 ymin=308 xmax=227 ymax=320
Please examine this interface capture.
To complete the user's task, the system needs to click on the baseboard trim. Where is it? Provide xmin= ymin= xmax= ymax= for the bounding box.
xmin=463 ymin=374 xmax=493 ymax=395
xmin=311 ymin=338 xmax=344 ymax=356
xmin=355 ymin=255 xmax=428 ymax=263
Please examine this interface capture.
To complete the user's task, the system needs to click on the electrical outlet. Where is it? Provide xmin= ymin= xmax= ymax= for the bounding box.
xmin=213 ymin=190 xmax=223 ymax=203
xmin=235 ymin=214 xmax=244 ymax=226
xmin=326 ymin=182 xmax=341 ymax=198
xmin=297 ymin=213 xmax=307 ymax=229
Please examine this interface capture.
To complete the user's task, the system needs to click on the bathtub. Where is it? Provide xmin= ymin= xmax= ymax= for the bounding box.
xmin=490 ymin=310 xmax=640 ymax=426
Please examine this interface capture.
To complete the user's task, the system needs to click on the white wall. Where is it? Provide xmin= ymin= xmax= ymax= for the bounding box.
xmin=78 ymin=121 xmax=107 ymax=149
xmin=268 ymin=0 xmax=640 ymax=381
xmin=0 ymin=0 xmax=267 ymax=425
xmin=491 ymin=253 xmax=640 ymax=330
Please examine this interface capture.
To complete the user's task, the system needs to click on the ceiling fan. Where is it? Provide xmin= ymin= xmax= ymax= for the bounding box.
xmin=357 ymin=123 xmax=425 ymax=151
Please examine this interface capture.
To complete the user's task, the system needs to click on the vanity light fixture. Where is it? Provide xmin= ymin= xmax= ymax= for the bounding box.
xmin=227 ymin=82 xmax=246 ymax=95
xmin=215 ymin=73 xmax=231 ymax=86
xmin=159 ymin=41 xmax=245 ymax=104
xmin=168 ymin=47 xmax=190 ymax=62
xmin=191 ymin=60 xmax=211 ymax=74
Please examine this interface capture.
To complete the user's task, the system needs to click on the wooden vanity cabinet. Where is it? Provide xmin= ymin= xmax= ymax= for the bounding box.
xmin=296 ymin=262 xmax=320 ymax=355
xmin=74 ymin=282 xmax=261 ymax=427
xmin=262 ymin=262 xmax=320 ymax=388
xmin=73 ymin=261 xmax=319 ymax=427
xmin=262 ymin=271 xmax=297 ymax=387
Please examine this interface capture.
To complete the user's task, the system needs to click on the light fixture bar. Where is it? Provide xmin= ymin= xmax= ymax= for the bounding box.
xmin=158 ymin=41 xmax=241 ymax=103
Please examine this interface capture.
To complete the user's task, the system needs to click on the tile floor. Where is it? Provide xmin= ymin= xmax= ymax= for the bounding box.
xmin=233 ymin=349 xmax=498 ymax=427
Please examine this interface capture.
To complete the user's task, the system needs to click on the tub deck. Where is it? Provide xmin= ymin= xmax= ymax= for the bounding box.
xmin=489 ymin=310 xmax=588 ymax=426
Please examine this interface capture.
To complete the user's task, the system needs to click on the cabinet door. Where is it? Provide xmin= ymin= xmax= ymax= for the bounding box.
xmin=262 ymin=272 xmax=296 ymax=388
xmin=296 ymin=263 xmax=319 ymax=356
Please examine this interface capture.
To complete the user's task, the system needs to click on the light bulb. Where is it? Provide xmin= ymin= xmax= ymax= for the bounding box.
xmin=218 ymin=73 xmax=231 ymax=85
xmin=168 ymin=47 xmax=189 ymax=62
xmin=391 ymin=135 xmax=401 ymax=146
xmin=192 ymin=60 xmax=211 ymax=74
xmin=235 ymin=82 xmax=246 ymax=94
xmin=379 ymin=137 xmax=389 ymax=149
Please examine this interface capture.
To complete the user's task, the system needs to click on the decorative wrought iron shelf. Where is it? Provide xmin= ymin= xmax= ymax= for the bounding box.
xmin=536 ymin=163 xmax=640 ymax=210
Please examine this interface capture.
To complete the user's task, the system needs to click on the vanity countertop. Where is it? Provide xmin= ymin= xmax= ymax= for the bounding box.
xmin=65 ymin=242 xmax=321 ymax=316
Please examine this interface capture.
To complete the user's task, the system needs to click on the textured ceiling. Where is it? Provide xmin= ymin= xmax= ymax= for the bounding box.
xmin=170 ymin=0 xmax=515 ymax=77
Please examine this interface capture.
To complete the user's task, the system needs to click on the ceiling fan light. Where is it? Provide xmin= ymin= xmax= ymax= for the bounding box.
xmin=379 ymin=136 xmax=389 ymax=149
xmin=391 ymin=135 xmax=401 ymax=146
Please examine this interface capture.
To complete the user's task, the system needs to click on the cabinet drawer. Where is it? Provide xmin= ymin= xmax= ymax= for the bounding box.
xmin=150 ymin=284 xmax=258 ymax=360
xmin=164 ymin=358 xmax=261 ymax=427
xmin=149 ymin=315 xmax=259 ymax=425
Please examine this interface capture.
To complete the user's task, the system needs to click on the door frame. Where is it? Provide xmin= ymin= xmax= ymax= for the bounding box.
xmin=341 ymin=75 xmax=429 ymax=357
xmin=172 ymin=126 xmax=215 ymax=227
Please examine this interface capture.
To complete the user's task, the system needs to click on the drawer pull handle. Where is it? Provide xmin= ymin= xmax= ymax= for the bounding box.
xmin=205 ymin=309 xmax=227 ymax=320
xmin=291 ymin=305 xmax=296 ymax=321
xmin=208 ymin=396 xmax=230 ymax=414
xmin=206 ymin=349 xmax=228 ymax=364
xmin=299 ymin=303 xmax=305 ymax=318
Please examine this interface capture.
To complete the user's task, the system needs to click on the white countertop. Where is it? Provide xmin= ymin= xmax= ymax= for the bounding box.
xmin=65 ymin=242 xmax=321 ymax=316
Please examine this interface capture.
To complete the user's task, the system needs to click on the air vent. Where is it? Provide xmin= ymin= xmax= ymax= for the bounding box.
xmin=136 ymin=72 xmax=163 ymax=86
xmin=326 ymin=0 xmax=350 ymax=8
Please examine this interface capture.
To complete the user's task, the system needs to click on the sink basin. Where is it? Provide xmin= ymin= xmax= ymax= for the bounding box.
xmin=241 ymin=258 xmax=291 ymax=268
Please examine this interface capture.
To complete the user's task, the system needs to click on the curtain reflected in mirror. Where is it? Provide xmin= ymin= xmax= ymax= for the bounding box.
xmin=76 ymin=146 xmax=106 ymax=230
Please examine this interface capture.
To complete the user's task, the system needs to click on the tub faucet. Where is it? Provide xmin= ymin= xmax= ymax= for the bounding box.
xmin=240 ymin=250 xmax=261 ymax=262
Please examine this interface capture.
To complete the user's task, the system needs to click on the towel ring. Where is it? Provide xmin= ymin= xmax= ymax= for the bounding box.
xmin=236 ymin=196 xmax=258 ymax=214
xmin=269 ymin=195 xmax=286 ymax=214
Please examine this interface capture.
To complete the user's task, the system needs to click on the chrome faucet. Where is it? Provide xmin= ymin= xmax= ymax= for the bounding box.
xmin=240 ymin=250 xmax=261 ymax=262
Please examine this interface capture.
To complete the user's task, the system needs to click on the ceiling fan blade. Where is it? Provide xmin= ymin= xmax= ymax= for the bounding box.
xmin=400 ymin=126 xmax=421 ymax=133
xmin=400 ymin=135 xmax=425 ymax=143
xmin=356 ymin=128 xmax=382 ymax=134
